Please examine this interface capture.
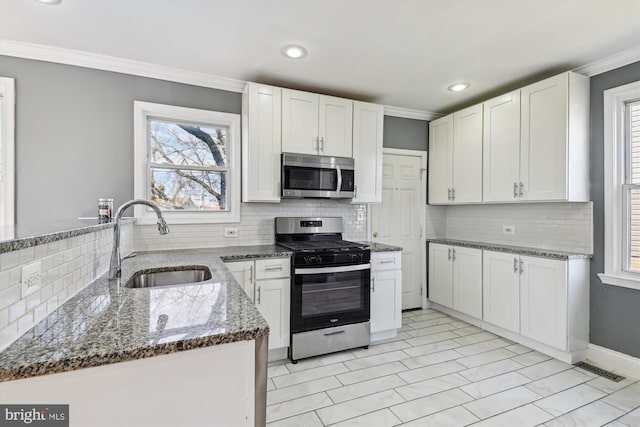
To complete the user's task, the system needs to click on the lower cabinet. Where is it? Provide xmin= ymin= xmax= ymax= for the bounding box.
xmin=370 ymin=252 xmax=402 ymax=341
xmin=225 ymin=258 xmax=291 ymax=350
xmin=482 ymin=251 xmax=520 ymax=333
xmin=428 ymin=243 xmax=482 ymax=319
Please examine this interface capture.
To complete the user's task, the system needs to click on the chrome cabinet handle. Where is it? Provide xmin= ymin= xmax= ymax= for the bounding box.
xmin=448 ymin=188 xmax=452 ymax=200
xmin=519 ymin=182 xmax=524 ymax=197
xmin=371 ymin=277 xmax=375 ymax=292
xmin=520 ymin=259 xmax=524 ymax=274
xmin=249 ymin=265 xmax=254 ymax=283
xmin=451 ymin=188 xmax=455 ymax=201
xmin=513 ymin=257 xmax=518 ymax=273
xmin=448 ymin=248 xmax=452 ymax=260
xmin=354 ymin=185 xmax=358 ymax=199
xmin=452 ymin=248 xmax=456 ymax=261
xmin=314 ymin=136 xmax=319 ymax=152
xmin=513 ymin=182 xmax=518 ymax=198
xmin=320 ymin=137 xmax=324 ymax=152
xmin=257 ymin=286 xmax=261 ymax=304
xmin=379 ymin=259 xmax=395 ymax=264
xmin=264 ymin=265 xmax=283 ymax=271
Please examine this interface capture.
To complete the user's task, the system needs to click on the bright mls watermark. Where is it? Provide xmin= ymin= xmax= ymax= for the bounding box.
xmin=1 ymin=405 xmax=68 ymax=426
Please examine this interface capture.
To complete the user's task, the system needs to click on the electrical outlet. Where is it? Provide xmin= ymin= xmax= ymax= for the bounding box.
xmin=356 ymin=205 xmax=366 ymax=221
xmin=21 ymin=260 xmax=42 ymax=298
xmin=224 ymin=227 xmax=239 ymax=238
xmin=503 ymin=225 xmax=515 ymax=235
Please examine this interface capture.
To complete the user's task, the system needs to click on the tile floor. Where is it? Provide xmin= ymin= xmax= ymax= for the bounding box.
xmin=266 ymin=308 xmax=640 ymax=426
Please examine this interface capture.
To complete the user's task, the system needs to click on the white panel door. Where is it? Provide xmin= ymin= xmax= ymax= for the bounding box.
xmin=520 ymin=73 xmax=568 ymax=201
xmin=483 ymin=250 xmax=520 ymax=333
xmin=520 ymin=256 xmax=568 ymax=350
xmin=225 ymin=260 xmax=254 ymax=301
xmin=372 ymin=153 xmax=424 ymax=309
xmin=453 ymin=104 xmax=483 ymax=203
xmin=371 ymin=269 xmax=403 ymax=333
xmin=428 ymin=114 xmax=453 ymax=204
xmin=282 ymin=88 xmax=319 ymax=155
xmin=352 ymin=101 xmax=384 ymax=203
xmin=255 ymin=278 xmax=290 ymax=349
xmin=242 ymin=83 xmax=281 ymax=202
xmin=428 ymin=243 xmax=453 ymax=308
xmin=452 ymin=246 xmax=482 ymax=319
xmin=483 ymin=91 xmax=521 ymax=202
xmin=318 ymin=95 xmax=353 ymax=157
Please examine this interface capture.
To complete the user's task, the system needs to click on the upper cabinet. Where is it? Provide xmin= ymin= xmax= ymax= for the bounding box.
xmin=352 ymin=101 xmax=384 ymax=203
xmin=428 ymin=104 xmax=482 ymax=204
xmin=282 ymin=89 xmax=353 ymax=158
xmin=483 ymin=72 xmax=589 ymax=203
xmin=242 ymin=83 xmax=282 ymax=202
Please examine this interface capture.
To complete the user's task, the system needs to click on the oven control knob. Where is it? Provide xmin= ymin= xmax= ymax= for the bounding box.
xmin=317 ymin=256 xmax=323 ymax=264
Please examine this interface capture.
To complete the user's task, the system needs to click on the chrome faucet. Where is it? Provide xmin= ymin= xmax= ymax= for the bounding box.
xmin=109 ymin=199 xmax=170 ymax=279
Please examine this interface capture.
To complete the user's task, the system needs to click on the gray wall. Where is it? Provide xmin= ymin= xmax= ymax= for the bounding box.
xmin=590 ymin=61 xmax=640 ymax=358
xmin=383 ymin=115 xmax=428 ymax=151
xmin=0 ymin=56 xmax=241 ymax=225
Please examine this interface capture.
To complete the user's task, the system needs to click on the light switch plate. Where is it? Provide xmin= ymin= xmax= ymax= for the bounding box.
xmin=503 ymin=225 xmax=515 ymax=235
xmin=21 ymin=260 xmax=42 ymax=298
xmin=224 ymin=227 xmax=239 ymax=238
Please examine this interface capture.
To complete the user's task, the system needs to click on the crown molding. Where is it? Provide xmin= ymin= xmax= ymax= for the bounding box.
xmin=574 ymin=46 xmax=640 ymax=77
xmin=384 ymin=105 xmax=440 ymax=121
xmin=0 ymin=39 xmax=247 ymax=93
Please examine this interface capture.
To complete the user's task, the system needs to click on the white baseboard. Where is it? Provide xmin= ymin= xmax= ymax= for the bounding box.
xmin=586 ymin=343 xmax=640 ymax=380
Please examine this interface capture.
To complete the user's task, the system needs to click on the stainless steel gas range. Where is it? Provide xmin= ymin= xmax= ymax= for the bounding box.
xmin=275 ymin=217 xmax=371 ymax=363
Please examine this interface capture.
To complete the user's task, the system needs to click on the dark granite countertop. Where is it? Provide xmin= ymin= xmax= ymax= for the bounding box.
xmin=359 ymin=241 xmax=403 ymax=252
xmin=0 ymin=245 xmax=292 ymax=382
xmin=427 ymin=239 xmax=591 ymax=260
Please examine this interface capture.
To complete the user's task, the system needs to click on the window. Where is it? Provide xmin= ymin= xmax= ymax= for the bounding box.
xmin=134 ymin=102 xmax=241 ymax=223
xmin=0 ymin=77 xmax=15 ymax=227
xmin=600 ymin=81 xmax=640 ymax=290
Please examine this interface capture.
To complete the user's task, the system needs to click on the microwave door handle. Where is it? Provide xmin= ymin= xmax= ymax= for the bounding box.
xmin=336 ymin=166 xmax=342 ymax=193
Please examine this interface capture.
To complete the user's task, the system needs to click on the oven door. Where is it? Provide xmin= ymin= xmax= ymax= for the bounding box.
xmin=291 ymin=263 xmax=370 ymax=333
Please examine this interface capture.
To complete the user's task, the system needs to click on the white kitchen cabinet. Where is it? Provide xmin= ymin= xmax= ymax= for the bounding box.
xmin=282 ymin=88 xmax=353 ymax=157
xmin=519 ymin=255 xmax=568 ymax=350
xmin=429 ymin=243 xmax=482 ymax=319
xmin=483 ymin=72 xmax=589 ymax=203
xmin=483 ymin=250 xmax=520 ymax=333
xmin=428 ymin=104 xmax=482 ymax=205
xmin=370 ymin=251 xmax=402 ymax=341
xmin=225 ymin=257 xmax=291 ymax=350
xmin=241 ymin=83 xmax=282 ymax=202
xmin=352 ymin=101 xmax=384 ymax=203
xmin=482 ymin=90 xmax=522 ymax=203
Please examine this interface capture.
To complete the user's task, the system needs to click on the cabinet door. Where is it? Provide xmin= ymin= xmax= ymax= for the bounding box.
xmin=371 ymin=269 xmax=402 ymax=333
xmin=483 ymin=91 xmax=521 ymax=202
xmin=452 ymin=246 xmax=482 ymax=319
xmin=453 ymin=104 xmax=483 ymax=203
xmin=520 ymin=74 xmax=568 ymax=201
xmin=318 ymin=95 xmax=353 ymax=157
xmin=352 ymin=101 xmax=384 ymax=203
xmin=282 ymin=89 xmax=319 ymax=155
xmin=225 ymin=261 xmax=255 ymax=301
xmin=428 ymin=115 xmax=454 ymax=204
xmin=520 ymin=256 xmax=567 ymax=350
xmin=255 ymin=278 xmax=290 ymax=349
xmin=483 ymin=250 xmax=520 ymax=333
xmin=428 ymin=243 xmax=453 ymax=308
xmin=242 ymin=83 xmax=282 ymax=202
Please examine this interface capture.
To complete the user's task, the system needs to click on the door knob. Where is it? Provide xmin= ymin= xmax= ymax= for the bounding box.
xmin=373 ymin=232 xmax=379 ymax=238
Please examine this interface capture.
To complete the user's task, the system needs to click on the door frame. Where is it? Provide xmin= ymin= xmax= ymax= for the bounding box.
xmin=368 ymin=148 xmax=428 ymax=309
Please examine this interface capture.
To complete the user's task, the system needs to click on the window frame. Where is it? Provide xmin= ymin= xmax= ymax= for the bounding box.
xmin=599 ymin=80 xmax=640 ymax=290
xmin=0 ymin=77 xmax=15 ymax=227
xmin=134 ymin=101 xmax=241 ymax=224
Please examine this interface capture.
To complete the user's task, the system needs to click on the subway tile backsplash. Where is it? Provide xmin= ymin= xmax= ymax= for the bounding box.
xmin=133 ymin=199 xmax=368 ymax=251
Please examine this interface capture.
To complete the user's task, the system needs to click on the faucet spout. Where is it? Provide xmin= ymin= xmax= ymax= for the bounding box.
xmin=109 ymin=199 xmax=170 ymax=280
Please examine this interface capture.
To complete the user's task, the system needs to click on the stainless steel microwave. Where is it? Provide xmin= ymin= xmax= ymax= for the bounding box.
xmin=281 ymin=153 xmax=355 ymax=199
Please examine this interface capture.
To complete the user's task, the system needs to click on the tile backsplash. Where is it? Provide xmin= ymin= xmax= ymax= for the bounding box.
xmin=442 ymin=202 xmax=593 ymax=253
xmin=133 ymin=199 xmax=368 ymax=251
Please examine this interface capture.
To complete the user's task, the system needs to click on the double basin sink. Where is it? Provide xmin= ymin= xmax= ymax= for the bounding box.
xmin=125 ymin=266 xmax=212 ymax=288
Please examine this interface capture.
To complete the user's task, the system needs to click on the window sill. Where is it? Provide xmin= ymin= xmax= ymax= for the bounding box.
xmin=598 ymin=273 xmax=640 ymax=291
xmin=135 ymin=212 xmax=240 ymax=225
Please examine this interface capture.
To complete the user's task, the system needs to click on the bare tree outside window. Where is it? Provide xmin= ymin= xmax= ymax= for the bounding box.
xmin=148 ymin=119 xmax=230 ymax=211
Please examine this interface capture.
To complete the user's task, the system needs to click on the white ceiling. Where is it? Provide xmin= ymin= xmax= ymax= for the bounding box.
xmin=0 ymin=0 xmax=639 ymax=114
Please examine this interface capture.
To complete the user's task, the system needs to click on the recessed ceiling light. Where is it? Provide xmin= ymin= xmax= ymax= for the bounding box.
xmin=281 ymin=45 xmax=307 ymax=59
xmin=34 ymin=0 xmax=62 ymax=4
xmin=448 ymin=82 xmax=470 ymax=92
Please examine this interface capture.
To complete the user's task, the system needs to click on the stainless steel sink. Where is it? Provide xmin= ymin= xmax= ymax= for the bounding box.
xmin=125 ymin=266 xmax=212 ymax=288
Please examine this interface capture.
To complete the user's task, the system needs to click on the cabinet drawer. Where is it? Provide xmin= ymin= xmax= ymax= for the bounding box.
xmin=371 ymin=252 xmax=401 ymax=271
xmin=255 ymin=258 xmax=290 ymax=279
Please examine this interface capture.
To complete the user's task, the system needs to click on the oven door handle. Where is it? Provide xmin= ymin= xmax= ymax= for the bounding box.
xmin=294 ymin=263 xmax=371 ymax=275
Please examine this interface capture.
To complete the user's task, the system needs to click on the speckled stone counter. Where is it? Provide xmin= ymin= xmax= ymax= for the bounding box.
xmin=0 ymin=245 xmax=291 ymax=382
xmin=359 ymin=241 xmax=403 ymax=252
xmin=0 ymin=219 xmax=134 ymax=254
xmin=427 ymin=239 xmax=591 ymax=260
